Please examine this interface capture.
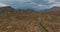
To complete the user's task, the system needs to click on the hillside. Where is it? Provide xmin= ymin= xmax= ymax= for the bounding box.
xmin=40 ymin=7 xmax=60 ymax=32
xmin=0 ymin=6 xmax=60 ymax=32
xmin=0 ymin=6 xmax=44 ymax=32
xmin=42 ymin=7 xmax=60 ymax=15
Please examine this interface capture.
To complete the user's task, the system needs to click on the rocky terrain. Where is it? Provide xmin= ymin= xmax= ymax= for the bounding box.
xmin=0 ymin=6 xmax=60 ymax=32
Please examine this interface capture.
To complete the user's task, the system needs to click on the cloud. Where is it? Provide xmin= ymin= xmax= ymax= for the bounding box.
xmin=49 ymin=2 xmax=60 ymax=8
xmin=16 ymin=0 xmax=33 ymax=3
xmin=44 ymin=0 xmax=54 ymax=3
xmin=1 ymin=0 xmax=60 ymax=10
xmin=44 ymin=0 xmax=60 ymax=3
xmin=44 ymin=0 xmax=60 ymax=8
xmin=37 ymin=4 xmax=48 ymax=8
xmin=32 ymin=4 xmax=48 ymax=10
xmin=0 ymin=0 xmax=33 ymax=3
xmin=0 ymin=0 xmax=35 ymax=8
xmin=0 ymin=3 xmax=9 ymax=7
xmin=37 ymin=4 xmax=46 ymax=7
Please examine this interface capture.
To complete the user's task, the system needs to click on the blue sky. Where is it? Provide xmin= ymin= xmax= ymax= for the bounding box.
xmin=0 ymin=0 xmax=60 ymax=10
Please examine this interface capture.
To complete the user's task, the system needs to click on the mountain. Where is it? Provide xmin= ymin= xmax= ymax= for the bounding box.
xmin=40 ymin=7 xmax=60 ymax=32
xmin=0 ymin=6 xmax=14 ymax=10
xmin=0 ymin=6 xmax=44 ymax=32
xmin=47 ymin=7 xmax=60 ymax=12
xmin=0 ymin=6 xmax=15 ymax=14
xmin=0 ymin=6 xmax=60 ymax=32
xmin=41 ymin=7 xmax=60 ymax=15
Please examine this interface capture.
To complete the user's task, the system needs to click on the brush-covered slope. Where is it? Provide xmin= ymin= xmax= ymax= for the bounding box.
xmin=0 ymin=6 xmax=45 ymax=32
xmin=40 ymin=7 xmax=60 ymax=32
xmin=0 ymin=6 xmax=60 ymax=32
xmin=42 ymin=7 xmax=60 ymax=15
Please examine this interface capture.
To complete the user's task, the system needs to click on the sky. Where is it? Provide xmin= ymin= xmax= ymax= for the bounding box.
xmin=0 ymin=0 xmax=60 ymax=10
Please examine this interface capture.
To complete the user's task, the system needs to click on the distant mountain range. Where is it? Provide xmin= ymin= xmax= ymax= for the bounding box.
xmin=0 ymin=6 xmax=60 ymax=16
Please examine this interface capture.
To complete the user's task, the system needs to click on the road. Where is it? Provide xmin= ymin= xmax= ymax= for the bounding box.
xmin=36 ymin=18 xmax=48 ymax=32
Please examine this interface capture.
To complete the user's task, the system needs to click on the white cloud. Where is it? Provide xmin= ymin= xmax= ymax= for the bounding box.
xmin=44 ymin=0 xmax=60 ymax=3
xmin=37 ymin=4 xmax=48 ymax=8
xmin=0 ymin=3 xmax=9 ymax=7
xmin=37 ymin=4 xmax=46 ymax=7
xmin=35 ymin=4 xmax=48 ymax=9
xmin=49 ymin=2 xmax=60 ymax=8
xmin=44 ymin=0 xmax=60 ymax=8
xmin=52 ymin=3 xmax=60 ymax=7
xmin=44 ymin=0 xmax=55 ymax=3
xmin=16 ymin=0 xmax=33 ymax=2
xmin=0 ymin=0 xmax=34 ymax=7
xmin=0 ymin=0 xmax=33 ymax=3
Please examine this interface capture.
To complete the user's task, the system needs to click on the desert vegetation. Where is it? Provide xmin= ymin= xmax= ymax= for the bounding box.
xmin=0 ymin=6 xmax=60 ymax=32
